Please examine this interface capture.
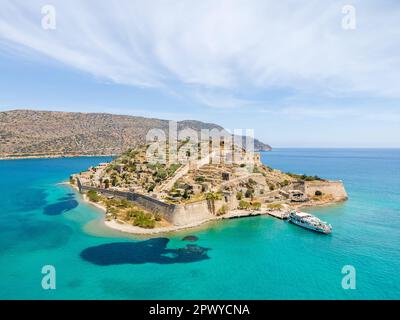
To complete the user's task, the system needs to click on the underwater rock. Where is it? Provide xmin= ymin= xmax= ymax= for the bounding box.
xmin=182 ymin=235 xmax=198 ymax=242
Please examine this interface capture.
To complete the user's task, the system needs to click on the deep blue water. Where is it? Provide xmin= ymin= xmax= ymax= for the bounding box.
xmin=0 ymin=150 xmax=399 ymax=299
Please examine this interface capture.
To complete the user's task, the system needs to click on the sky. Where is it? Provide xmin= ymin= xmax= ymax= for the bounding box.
xmin=0 ymin=0 xmax=399 ymax=147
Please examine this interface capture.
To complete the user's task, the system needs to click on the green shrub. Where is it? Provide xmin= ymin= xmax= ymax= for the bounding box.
xmin=206 ymin=192 xmax=222 ymax=201
xmin=147 ymin=183 xmax=156 ymax=192
xmin=127 ymin=209 xmax=143 ymax=218
xmin=251 ymin=202 xmax=261 ymax=210
xmin=236 ymin=191 xmax=243 ymax=200
xmin=182 ymin=189 xmax=190 ymax=199
xmin=107 ymin=206 xmax=119 ymax=218
xmin=267 ymin=203 xmax=283 ymax=210
xmin=104 ymin=179 xmax=110 ymax=189
xmin=156 ymin=168 xmax=167 ymax=180
xmin=117 ymin=198 xmax=130 ymax=208
xmin=87 ymin=190 xmax=100 ymax=203
xmin=168 ymin=163 xmax=181 ymax=176
xmin=245 ymin=188 xmax=254 ymax=198
xmin=238 ymin=200 xmax=251 ymax=210
xmin=128 ymin=165 xmax=137 ymax=172
xmin=133 ymin=212 xmax=155 ymax=229
xmin=195 ymin=176 xmax=205 ymax=183
xmin=69 ymin=176 xmax=75 ymax=185
xmin=315 ymin=190 xmax=323 ymax=196
xmin=287 ymin=172 xmax=322 ymax=181
xmin=217 ymin=204 xmax=228 ymax=216
xmin=253 ymin=166 xmax=261 ymax=173
xmin=281 ymin=179 xmax=289 ymax=186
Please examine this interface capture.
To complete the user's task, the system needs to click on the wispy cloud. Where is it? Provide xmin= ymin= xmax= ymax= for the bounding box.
xmin=255 ymin=105 xmax=400 ymax=123
xmin=0 ymin=0 xmax=400 ymax=108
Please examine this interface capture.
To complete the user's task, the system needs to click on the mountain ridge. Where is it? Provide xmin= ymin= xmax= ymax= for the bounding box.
xmin=0 ymin=109 xmax=271 ymax=158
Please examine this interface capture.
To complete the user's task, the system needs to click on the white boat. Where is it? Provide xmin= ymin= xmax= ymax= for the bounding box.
xmin=289 ymin=210 xmax=332 ymax=234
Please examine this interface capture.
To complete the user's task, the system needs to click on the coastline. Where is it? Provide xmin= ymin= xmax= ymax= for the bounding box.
xmin=0 ymin=153 xmax=116 ymax=161
xmin=0 ymin=149 xmax=273 ymax=161
xmin=73 ymin=183 xmax=262 ymax=235
xmin=68 ymin=182 xmax=345 ymax=236
xmin=0 ymin=149 xmax=271 ymax=161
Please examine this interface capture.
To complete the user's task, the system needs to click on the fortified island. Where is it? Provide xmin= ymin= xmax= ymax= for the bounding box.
xmin=70 ymin=140 xmax=348 ymax=234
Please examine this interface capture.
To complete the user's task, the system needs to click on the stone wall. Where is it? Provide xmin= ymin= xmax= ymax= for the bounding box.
xmin=77 ymin=178 xmax=215 ymax=226
xmin=172 ymin=201 xmax=214 ymax=225
xmin=303 ymin=180 xmax=348 ymax=200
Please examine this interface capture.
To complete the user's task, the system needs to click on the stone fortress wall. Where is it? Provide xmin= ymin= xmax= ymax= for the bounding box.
xmin=77 ymin=176 xmax=347 ymax=226
xmin=77 ymin=178 xmax=215 ymax=226
xmin=303 ymin=180 xmax=348 ymax=201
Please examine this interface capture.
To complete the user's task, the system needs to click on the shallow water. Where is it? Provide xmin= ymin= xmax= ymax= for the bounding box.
xmin=0 ymin=149 xmax=399 ymax=299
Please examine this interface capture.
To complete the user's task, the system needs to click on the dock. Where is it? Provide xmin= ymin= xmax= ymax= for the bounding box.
xmin=267 ymin=210 xmax=289 ymax=220
xmin=222 ymin=210 xmax=263 ymax=220
xmin=221 ymin=209 xmax=290 ymax=220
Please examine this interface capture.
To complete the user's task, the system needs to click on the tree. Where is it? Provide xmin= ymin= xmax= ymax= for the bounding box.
xmin=238 ymin=200 xmax=251 ymax=210
xmin=251 ymin=202 xmax=261 ymax=210
xmin=195 ymin=176 xmax=205 ymax=183
xmin=245 ymin=188 xmax=254 ymax=198
xmin=281 ymin=180 xmax=289 ymax=186
xmin=217 ymin=205 xmax=228 ymax=216
xmin=156 ymin=168 xmax=167 ymax=180
xmin=133 ymin=211 xmax=155 ymax=229
xmin=147 ymin=183 xmax=156 ymax=192
xmin=87 ymin=190 xmax=100 ymax=203
xmin=206 ymin=192 xmax=222 ymax=214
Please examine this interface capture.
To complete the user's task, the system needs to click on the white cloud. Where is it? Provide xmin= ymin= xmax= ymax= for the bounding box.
xmin=279 ymin=106 xmax=358 ymax=119
xmin=255 ymin=105 xmax=400 ymax=123
xmin=0 ymin=0 xmax=400 ymax=107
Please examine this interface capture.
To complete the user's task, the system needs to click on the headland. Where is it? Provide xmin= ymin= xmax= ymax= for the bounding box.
xmin=70 ymin=141 xmax=347 ymax=235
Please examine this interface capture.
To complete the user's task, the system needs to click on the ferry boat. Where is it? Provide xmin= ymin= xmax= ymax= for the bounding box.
xmin=289 ymin=210 xmax=332 ymax=234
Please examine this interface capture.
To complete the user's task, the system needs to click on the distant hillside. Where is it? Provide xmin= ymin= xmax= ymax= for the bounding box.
xmin=0 ymin=110 xmax=271 ymax=158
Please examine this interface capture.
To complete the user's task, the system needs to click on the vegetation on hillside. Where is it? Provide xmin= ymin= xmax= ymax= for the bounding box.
xmin=85 ymin=192 xmax=162 ymax=229
xmin=286 ymin=172 xmax=324 ymax=181
xmin=0 ymin=110 xmax=271 ymax=157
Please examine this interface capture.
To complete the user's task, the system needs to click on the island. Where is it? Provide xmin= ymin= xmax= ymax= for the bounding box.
xmin=70 ymin=141 xmax=348 ymax=234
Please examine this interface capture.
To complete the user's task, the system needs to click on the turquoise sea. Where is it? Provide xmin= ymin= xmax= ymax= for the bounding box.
xmin=0 ymin=149 xmax=399 ymax=299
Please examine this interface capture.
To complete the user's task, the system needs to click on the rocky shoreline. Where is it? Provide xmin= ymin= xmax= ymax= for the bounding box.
xmin=69 ymin=182 xmax=346 ymax=236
